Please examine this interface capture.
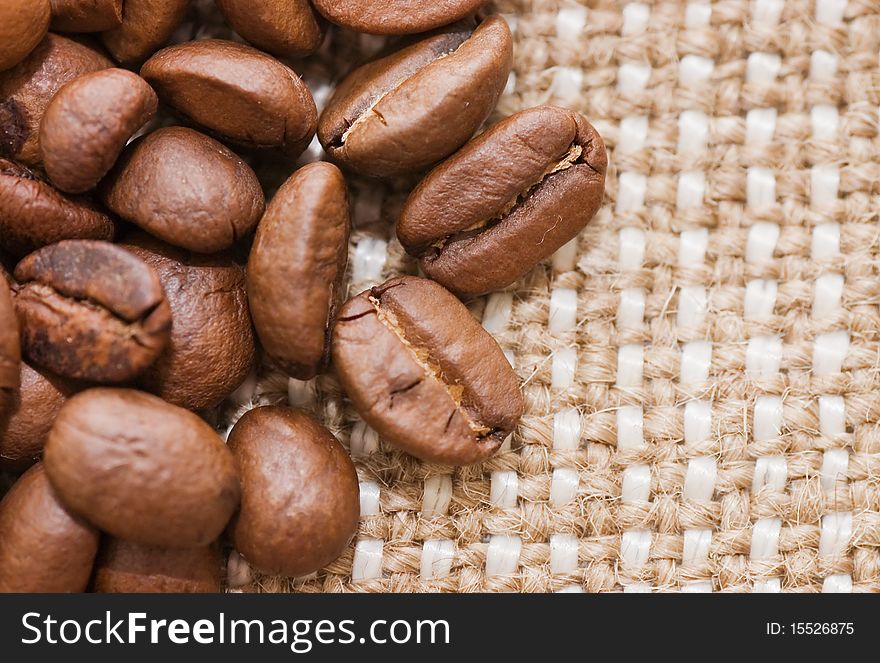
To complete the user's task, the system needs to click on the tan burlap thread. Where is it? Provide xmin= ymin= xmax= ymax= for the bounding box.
xmin=190 ymin=0 xmax=880 ymax=592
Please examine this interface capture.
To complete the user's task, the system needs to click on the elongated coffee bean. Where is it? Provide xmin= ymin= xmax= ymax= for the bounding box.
xmin=248 ymin=163 xmax=349 ymax=380
xmin=0 ymin=464 xmax=99 ymax=592
xmin=101 ymin=0 xmax=190 ymax=65
xmin=102 ymin=127 xmax=265 ymax=253
xmin=13 ymin=240 xmax=172 ymax=382
xmin=228 ymin=406 xmax=359 ymax=577
xmin=1 ymin=33 xmax=112 ymax=166
xmin=216 ymin=0 xmax=325 ymax=59
xmin=0 ymin=158 xmax=116 ymax=257
xmin=0 ymin=0 xmax=50 ymax=72
xmin=332 ymin=276 xmax=522 ymax=465
xmin=398 ymin=106 xmax=608 ymax=297
xmin=313 ymin=0 xmax=488 ymax=35
xmin=44 ymin=388 xmax=240 ymax=548
xmin=123 ymin=232 xmax=256 ymax=411
xmin=93 ymin=539 xmax=222 ymax=593
xmin=50 ymin=0 xmax=123 ymax=32
xmin=41 ymin=69 xmax=158 ymax=194
xmin=318 ymin=15 xmax=512 ymax=178
xmin=141 ymin=40 xmax=317 ymax=156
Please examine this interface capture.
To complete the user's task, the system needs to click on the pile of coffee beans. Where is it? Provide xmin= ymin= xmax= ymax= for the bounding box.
xmin=0 ymin=0 xmax=607 ymax=593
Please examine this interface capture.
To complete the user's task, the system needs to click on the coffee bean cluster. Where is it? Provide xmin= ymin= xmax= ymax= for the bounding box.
xmin=0 ymin=0 xmax=608 ymax=593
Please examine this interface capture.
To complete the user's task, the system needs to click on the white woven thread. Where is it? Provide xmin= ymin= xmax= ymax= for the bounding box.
xmin=811 ymin=0 xmax=852 ymax=593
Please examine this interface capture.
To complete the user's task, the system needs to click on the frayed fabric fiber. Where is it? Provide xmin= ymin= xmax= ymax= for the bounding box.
xmin=203 ymin=0 xmax=880 ymax=592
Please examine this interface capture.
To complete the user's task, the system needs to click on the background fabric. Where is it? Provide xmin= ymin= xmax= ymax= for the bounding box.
xmin=210 ymin=0 xmax=879 ymax=592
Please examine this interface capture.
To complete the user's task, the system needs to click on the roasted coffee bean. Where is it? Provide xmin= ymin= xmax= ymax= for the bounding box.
xmin=331 ymin=275 xmax=522 ymax=465
xmin=0 ymin=275 xmax=19 ymax=415
xmin=0 ymin=158 xmax=116 ymax=257
xmin=313 ymin=0 xmax=488 ymax=35
xmin=1 ymin=362 xmax=77 ymax=470
xmin=44 ymin=388 xmax=240 ymax=548
xmin=0 ymin=464 xmax=99 ymax=592
xmin=102 ymin=127 xmax=265 ymax=253
xmin=50 ymin=0 xmax=123 ymax=33
xmin=41 ymin=69 xmax=157 ymax=194
xmin=101 ymin=0 xmax=190 ymax=65
xmin=318 ymin=15 xmax=512 ymax=178
xmin=13 ymin=240 xmax=172 ymax=382
xmin=0 ymin=0 xmax=50 ymax=73
xmin=398 ymin=106 xmax=608 ymax=297
xmin=93 ymin=539 xmax=222 ymax=593
xmin=215 ymin=0 xmax=325 ymax=59
xmin=248 ymin=163 xmax=349 ymax=380
xmin=0 ymin=33 xmax=112 ymax=166
xmin=123 ymin=232 xmax=256 ymax=411
xmin=141 ymin=40 xmax=317 ymax=156
xmin=228 ymin=406 xmax=359 ymax=577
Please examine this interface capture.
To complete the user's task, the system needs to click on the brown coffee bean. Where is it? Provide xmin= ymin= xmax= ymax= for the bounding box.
xmin=123 ymin=232 xmax=256 ymax=411
xmin=141 ymin=40 xmax=317 ymax=156
xmin=101 ymin=0 xmax=190 ymax=65
xmin=317 ymin=15 xmax=512 ymax=178
xmin=0 ymin=464 xmax=99 ymax=592
xmin=228 ymin=406 xmax=359 ymax=577
xmin=216 ymin=0 xmax=325 ymax=59
xmin=0 ymin=0 xmax=50 ymax=73
xmin=313 ymin=0 xmax=488 ymax=35
xmin=0 ymin=159 xmax=116 ymax=257
xmin=44 ymin=387 xmax=240 ymax=547
xmin=0 ymin=33 xmax=112 ymax=166
xmin=248 ymin=163 xmax=349 ymax=380
xmin=102 ymin=127 xmax=265 ymax=253
xmin=331 ymin=275 xmax=522 ymax=465
xmin=41 ymin=69 xmax=158 ymax=194
xmin=0 ymin=275 xmax=19 ymax=410
xmin=398 ymin=106 xmax=608 ymax=297
xmin=1 ymin=362 xmax=77 ymax=470
xmin=13 ymin=240 xmax=172 ymax=382
xmin=50 ymin=0 xmax=123 ymax=33
xmin=93 ymin=538 xmax=222 ymax=593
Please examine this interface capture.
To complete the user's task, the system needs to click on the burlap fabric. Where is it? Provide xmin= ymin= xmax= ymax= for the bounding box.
xmin=160 ymin=0 xmax=880 ymax=592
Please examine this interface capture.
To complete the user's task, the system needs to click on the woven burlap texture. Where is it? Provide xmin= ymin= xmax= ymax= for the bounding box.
xmin=207 ymin=0 xmax=880 ymax=593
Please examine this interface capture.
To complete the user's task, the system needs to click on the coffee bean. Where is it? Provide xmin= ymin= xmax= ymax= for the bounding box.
xmin=331 ymin=275 xmax=523 ymax=465
xmin=123 ymin=231 xmax=256 ymax=411
xmin=318 ymin=15 xmax=512 ymax=178
xmin=215 ymin=0 xmax=325 ymax=59
xmin=1 ymin=362 xmax=77 ymax=470
xmin=102 ymin=127 xmax=265 ymax=253
xmin=44 ymin=387 xmax=240 ymax=547
xmin=0 ymin=159 xmax=116 ymax=258
xmin=141 ymin=40 xmax=317 ymax=156
xmin=13 ymin=240 xmax=172 ymax=382
xmin=50 ymin=0 xmax=123 ymax=33
xmin=40 ymin=69 xmax=157 ymax=194
xmin=228 ymin=406 xmax=359 ymax=577
xmin=313 ymin=0 xmax=488 ymax=35
xmin=248 ymin=162 xmax=349 ymax=380
xmin=0 ymin=463 xmax=99 ymax=592
xmin=398 ymin=106 xmax=608 ymax=297
xmin=101 ymin=0 xmax=190 ymax=65
xmin=0 ymin=0 xmax=50 ymax=73
xmin=0 ymin=33 xmax=112 ymax=166
xmin=0 ymin=275 xmax=19 ymax=412
xmin=93 ymin=539 xmax=222 ymax=593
